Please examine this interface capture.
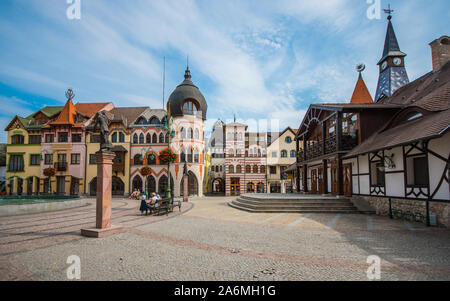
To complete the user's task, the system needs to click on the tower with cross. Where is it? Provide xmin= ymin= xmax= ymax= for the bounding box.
xmin=374 ymin=5 xmax=409 ymax=103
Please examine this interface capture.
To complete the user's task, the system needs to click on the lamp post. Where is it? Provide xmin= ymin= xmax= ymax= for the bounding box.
xmin=140 ymin=147 xmax=155 ymax=198
xmin=163 ymin=114 xmax=176 ymax=199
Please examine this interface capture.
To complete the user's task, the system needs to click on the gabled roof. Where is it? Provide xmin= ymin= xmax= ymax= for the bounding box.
xmin=350 ymin=74 xmax=373 ymax=104
xmin=109 ymin=107 xmax=149 ymax=126
xmin=30 ymin=106 xmax=64 ymax=119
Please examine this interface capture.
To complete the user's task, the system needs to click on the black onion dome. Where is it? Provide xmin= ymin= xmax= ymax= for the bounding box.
xmin=168 ymin=67 xmax=207 ymax=120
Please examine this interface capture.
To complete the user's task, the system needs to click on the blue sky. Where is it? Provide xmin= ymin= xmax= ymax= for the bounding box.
xmin=0 ymin=0 xmax=449 ymax=142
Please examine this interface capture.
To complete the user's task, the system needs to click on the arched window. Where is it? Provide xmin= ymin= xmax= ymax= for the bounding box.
xmin=247 ymin=183 xmax=255 ymax=193
xmin=180 ymin=149 xmax=186 ymax=162
xmin=119 ymin=132 xmax=125 ymax=143
xmin=257 ymin=182 xmax=265 ymax=193
xmin=229 ymin=165 xmax=234 ymax=173
xmin=290 ymin=150 xmax=296 ymax=158
xmin=281 ymin=150 xmax=288 ymax=158
xmin=236 ymin=165 xmax=242 ymax=173
xmin=152 ymin=133 xmax=157 ymax=144
xmin=149 ymin=117 xmax=160 ymax=125
xmin=188 ymin=128 xmax=193 ymax=139
xmin=194 ymin=149 xmax=199 ymax=163
xmin=187 ymin=148 xmax=193 ymax=163
xmin=258 ymin=149 xmax=261 ymax=157
xmin=181 ymin=128 xmax=186 ymax=139
xmin=253 ymin=165 xmax=258 ymax=173
xmin=285 ymin=136 xmax=292 ymax=143
xmin=147 ymin=153 xmax=156 ymax=165
xmin=146 ymin=133 xmax=151 ymax=144
xmin=134 ymin=154 xmax=142 ymax=165
xmin=165 ymin=133 xmax=169 ymax=143
xmin=194 ymin=129 xmax=200 ymax=140
xmin=260 ymin=166 xmax=266 ymax=174
xmin=133 ymin=133 xmax=138 ymax=144
xmin=139 ymin=133 xmax=144 ymax=144
xmin=183 ymin=100 xmax=198 ymax=114
xmin=112 ymin=132 xmax=117 ymax=143
xmin=136 ymin=117 xmax=147 ymax=125
xmin=246 ymin=165 xmax=251 ymax=173
xmin=159 ymin=133 xmax=165 ymax=143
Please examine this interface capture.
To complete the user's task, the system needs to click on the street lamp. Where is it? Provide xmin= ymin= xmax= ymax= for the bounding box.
xmin=163 ymin=114 xmax=176 ymax=199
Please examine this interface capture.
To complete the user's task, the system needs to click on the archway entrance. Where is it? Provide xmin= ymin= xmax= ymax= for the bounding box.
xmin=147 ymin=176 xmax=156 ymax=194
xmin=132 ymin=176 xmax=143 ymax=193
xmin=112 ymin=176 xmax=124 ymax=195
xmin=158 ymin=175 xmax=174 ymax=197
xmin=181 ymin=171 xmax=199 ymax=196
xmin=212 ymin=178 xmax=225 ymax=194
xmin=89 ymin=178 xmax=97 ymax=196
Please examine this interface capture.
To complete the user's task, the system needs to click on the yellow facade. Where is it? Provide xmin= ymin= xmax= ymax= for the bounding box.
xmin=85 ymin=127 xmax=131 ymax=196
xmin=5 ymin=119 xmax=42 ymax=195
xmin=266 ymin=128 xmax=297 ymax=192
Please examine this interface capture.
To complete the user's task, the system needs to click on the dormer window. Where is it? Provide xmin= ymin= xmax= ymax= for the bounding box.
xmin=183 ymin=100 xmax=198 ymax=114
xmin=406 ymin=112 xmax=423 ymax=121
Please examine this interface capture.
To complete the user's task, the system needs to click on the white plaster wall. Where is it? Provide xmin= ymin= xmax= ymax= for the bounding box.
xmin=428 ymin=133 xmax=450 ymax=200
xmin=384 ymin=147 xmax=404 ymax=172
xmin=359 ymin=154 xmax=369 ymax=174
xmin=386 ymin=173 xmax=405 ymax=197
xmin=360 ymin=175 xmax=370 ymax=195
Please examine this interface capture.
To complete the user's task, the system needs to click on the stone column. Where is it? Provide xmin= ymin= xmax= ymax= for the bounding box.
xmin=81 ymin=151 xmax=123 ymax=238
xmin=281 ymin=180 xmax=286 ymax=194
xmin=183 ymin=174 xmax=188 ymax=202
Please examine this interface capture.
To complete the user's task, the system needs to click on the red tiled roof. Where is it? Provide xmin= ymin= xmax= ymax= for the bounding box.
xmin=350 ymin=75 xmax=374 ymax=104
xmin=75 ymin=103 xmax=112 ymax=117
xmin=51 ymin=99 xmax=77 ymax=125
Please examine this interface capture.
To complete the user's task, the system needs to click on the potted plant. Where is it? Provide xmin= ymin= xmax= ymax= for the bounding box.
xmin=140 ymin=166 xmax=152 ymax=197
xmin=43 ymin=167 xmax=55 ymax=194
xmin=158 ymin=148 xmax=177 ymax=165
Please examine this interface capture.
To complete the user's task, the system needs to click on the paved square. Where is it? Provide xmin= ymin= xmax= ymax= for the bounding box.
xmin=0 ymin=196 xmax=449 ymax=280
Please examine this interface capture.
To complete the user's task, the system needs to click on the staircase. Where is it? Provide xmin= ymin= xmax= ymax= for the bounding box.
xmin=229 ymin=194 xmax=359 ymax=213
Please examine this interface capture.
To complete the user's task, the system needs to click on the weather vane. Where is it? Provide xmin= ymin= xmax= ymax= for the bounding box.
xmin=384 ymin=4 xmax=394 ymax=20
xmin=65 ymin=88 xmax=75 ymax=101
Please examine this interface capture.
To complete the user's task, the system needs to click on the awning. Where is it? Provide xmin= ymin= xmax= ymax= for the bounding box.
xmin=283 ymin=163 xmax=299 ymax=174
xmin=111 ymin=145 xmax=128 ymax=152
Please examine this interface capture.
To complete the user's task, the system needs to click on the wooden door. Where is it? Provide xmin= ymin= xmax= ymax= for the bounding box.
xmin=230 ymin=178 xmax=240 ymax=196
xmin=331 ymin=166 xmax=338 ymax=195
xmin=343 ymin=164 xmax=352 ymax=197
xmin=311 ymin=169 xmax=318 ymax=194
xmin=318 ymin=167 xmax=324 ymax=194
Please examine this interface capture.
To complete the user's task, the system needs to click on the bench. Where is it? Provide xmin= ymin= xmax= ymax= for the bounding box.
xmin=151 ymin=198 xmax=182 ymax=216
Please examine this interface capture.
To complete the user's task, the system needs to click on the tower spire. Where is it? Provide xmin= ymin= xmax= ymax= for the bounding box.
xmin=374 ymin=7 xmax=409 ymax=103
xmin=184 ymin=56 xmax=191 ymax=80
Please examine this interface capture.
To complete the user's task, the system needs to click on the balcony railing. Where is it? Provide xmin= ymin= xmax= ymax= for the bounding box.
xmin=298 ymin=134 xmax=358 ymax=162
xmin=54 ymin=162 xmax=67 ymax=172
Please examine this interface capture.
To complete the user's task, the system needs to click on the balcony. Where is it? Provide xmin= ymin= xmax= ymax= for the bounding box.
xmin=54 ymin=162 xmax=68 ymax=172
xmin=298 ymin=134 xmax=358 ymax=162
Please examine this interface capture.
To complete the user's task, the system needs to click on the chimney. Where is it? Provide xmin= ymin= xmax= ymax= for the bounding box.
xmin=429 ymin=36 xmax=450 ymax=72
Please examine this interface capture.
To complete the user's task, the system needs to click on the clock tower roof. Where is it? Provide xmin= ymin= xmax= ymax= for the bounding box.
xmin=378 ymin=16 xmax=406 ymax=65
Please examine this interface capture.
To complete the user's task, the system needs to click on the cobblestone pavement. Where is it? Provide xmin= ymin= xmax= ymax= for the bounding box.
xmin=1 ymin=196 xmax=449 ymax=280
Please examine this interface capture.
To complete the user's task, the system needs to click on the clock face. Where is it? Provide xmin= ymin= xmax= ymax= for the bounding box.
xmin=393 ymin=57 xmax=402 ymax=66
xmin=382 ymin=61 xmax=388 ymax=70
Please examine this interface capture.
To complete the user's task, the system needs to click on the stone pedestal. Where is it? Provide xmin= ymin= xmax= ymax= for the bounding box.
xmin=81 ymin=151 xmax=123 ymax=238
xmin=183 ymin=174 xmax=188 ymax=202
xmin=281 ymin=180 xmax=286 ymax=194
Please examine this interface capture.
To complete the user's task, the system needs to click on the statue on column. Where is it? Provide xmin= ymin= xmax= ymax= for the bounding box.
xmin=93 ymin=111 xmax=113 ymax=152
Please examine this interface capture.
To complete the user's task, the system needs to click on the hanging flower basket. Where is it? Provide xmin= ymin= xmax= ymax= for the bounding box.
xmin=140 ymin=166 xmax=152 ymax=177
xmin=159 ymin=148 xmax=177 ymax=164
xmin=43 ymin=168 xmax=56 ymax=177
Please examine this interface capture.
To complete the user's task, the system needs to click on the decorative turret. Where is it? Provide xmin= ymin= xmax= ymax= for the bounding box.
xmin=374 ymin=6 xmax=409 ymax=102
xmin=350 ymin=64 xmax=373 ymax=104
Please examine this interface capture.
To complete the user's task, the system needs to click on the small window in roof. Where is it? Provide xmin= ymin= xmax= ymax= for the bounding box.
xmin=406 ymin=112 xmax=423 ymax=121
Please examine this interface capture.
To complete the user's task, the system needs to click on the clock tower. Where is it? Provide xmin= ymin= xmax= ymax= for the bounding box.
xmin=374 ymin=9 xmax=409 ymax=103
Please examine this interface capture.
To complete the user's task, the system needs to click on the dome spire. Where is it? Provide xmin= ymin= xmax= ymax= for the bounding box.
xmin=184 ymin=56 xmax=191 ymax=80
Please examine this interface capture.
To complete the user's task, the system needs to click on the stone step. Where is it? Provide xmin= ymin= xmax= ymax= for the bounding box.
xmin=228 ymin=202 xmax=359 ymax=214
xmin=231 ymin=200 xmax=357 ymax=210
xmin=239 ymin=195 xmax=350 ymax=202
xmin=236 ymin=198 xmax=353 ymax=206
